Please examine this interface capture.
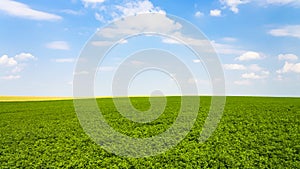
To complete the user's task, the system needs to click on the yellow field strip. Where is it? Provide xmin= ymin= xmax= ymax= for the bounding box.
xmin=0 ymin=96 xmax=73 ymax=102
xmin=0 ymin=95 xmax=184 ymax=102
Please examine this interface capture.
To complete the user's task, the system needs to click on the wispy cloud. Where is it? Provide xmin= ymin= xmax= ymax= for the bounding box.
xmin=161 ymin=38 xmax=180 ymax=44
xmin=54 ymin=58 xmax=75 ymax=63
xmin=46 ymin=41 xmax=70 ymax=50
xmin=1 ymin=75 xmax=21 ymax=80
xmin=0 ymin=0 xmax=62 ymax=21
xmin=223 ymin=64 xmax=247 ymax=70
xmin=193 ymin=59 xmax=202 ymax=63
xmin=220 ymin=0 xmax=300 ymax=14
xmin=61 ymin=9 xmax=84 ymax=15
xmin=98 ymin=66 xmax=115 ymax=72
xmin=223 ymin=63 xmax=266 ymax=72
xmin=221 ymin=37 xmax=237 ymax=42
xmin=234 ymin=80 xmax=251 ymax=85
xmin=242 ymin=71 xmax=269 ymax=79
xmin=82 ymin=0 xmax=106 ymax=2
xmin=268 ymin=25 xmax=300 ymax=39
xmin=95 ymin=12 xmax=105 ymax=22
xmin=82 ymin=0 xmax=106 ymax=8
xmin=262 ymin=0 xmax=300 ymax=6
xmin=278 ymin=53 xmax=298 ymax=61
xmin=15 ymin=53 xmax=36 ymax=61
xmin=212 ymin=41 xmax=245 ymax=55
xmin=248 ymin=64 xmax=264 ymax=72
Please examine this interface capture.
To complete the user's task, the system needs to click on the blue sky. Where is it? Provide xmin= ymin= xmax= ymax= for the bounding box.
xmin=0 ymin=0 xmax=300 ymax=96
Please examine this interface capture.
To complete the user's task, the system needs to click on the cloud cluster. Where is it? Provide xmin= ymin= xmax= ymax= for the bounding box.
xmin=84 ymin=0 xmax=166 ymax=23
xmin=0 ymin=55 xmax=17 ymax=67
xmin=0 ymin=53 xmax=36 ymax=80
xmin=115 ymin=0 xmax=165 ymax=17
xmin=235 ymin=51 xmax=263 ymax=61
xmin=220 ymin=0 xmax=249 ymax=13
xmin=276 ymin=53 xmax=300 ymax=74
xmin=277 ymin=62 xmax=300 ymax=74
xmin=224 ymin=51 xmax=270 ymax=85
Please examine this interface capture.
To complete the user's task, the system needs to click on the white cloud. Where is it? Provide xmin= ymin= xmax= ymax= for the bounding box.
xmin=161 ymin=38 xmax=180 ymax=44
xmin=187 ymin=78 xmax=198 ymax=84
xmin=98 ymin=14 xmax=182 ymax=39
xmin=12 ymin=66 xmax=24 ymax=73
xmin=95 ymin=12 xmax=105 ymax=22
xmin=74 ymin=71 xmax=89 ymax=75
xmin=86 ymin=0 xmax=165 ymax=22
xmin=220 ymin=1 xmax=300 ymax=14
xmin=115 ymin=0 xmax=165 ymax=18
xmin=46 ymin=41 xmax=70 ymax=50
xmin=1 ymin=75 xmax=20 ymax=80
xmin=91 ymin=40 xmax=113 ymax=46
xmin=234 ymin=80 xmax=251 ymax=85
xmin=54 ymin=58 xmax=75 ymax=63
xmin=242 ymin=71 xmax=269 ymax=79
xmin=0 ymin=0 xmax=61 ymax=21
xmin=262 ymin=0 xmax=300 ymax=6
xmin=223 ymin=63 xmax=265 ymax=71
xmin=248 ymin=64 xmax=263 ymax=71
xmin=193 ymin=59 xmax=202 ymax=63
xmin=0 ymin=55 xmax=17 ymax=66
xmin=223 ymin=64 xmax=246 ymax=70
xmin=119 ymin=39 xmax=128 ymax=44
xmin=82 ymin=0 xmax=105 ymax=2
xmin=222 ymin=37 xmax=237 ymax=42
xmin=276 ymin=74 xmax=283 ymax=81
xmin=194 ymin=11 xmax=204 ymax=17
xmin=211 ymin=41 xmax=245 ymax=55
xmin=98 ymin=66 xmax=115 ymax=72
xmin=61 ymin=9 xmax=84 ymax=15
xmin=235 ymin=51 xmax=263 ymax=61
xmin=131 ymin=60 xmax=144 ymax=66
xmin=210 ymin=9 xmax=222 ymax=16
xmin=278 ymin=53 xmax=298 ymax=61
xmin=82 ymin=0 xmax=105 ymax=8
xmin=242 ymin=73 xmax=261 ymax=79
xmin=14 ymin=53 xmax=35 ymax=61
xmin=276 ymin=61 xmax=300 ymax=74
xmin=268 ymin=25 xmax=300 ymax=38
xmin=220 ymin=0 xmax=249 ymax=13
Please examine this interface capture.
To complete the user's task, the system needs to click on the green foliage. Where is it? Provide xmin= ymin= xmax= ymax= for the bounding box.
xmin=0 ymin=97 xmax=299 ymax=168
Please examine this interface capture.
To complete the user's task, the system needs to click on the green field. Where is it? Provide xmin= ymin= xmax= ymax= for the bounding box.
xmin=0 ymin=96 xmax=299 ymax=168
